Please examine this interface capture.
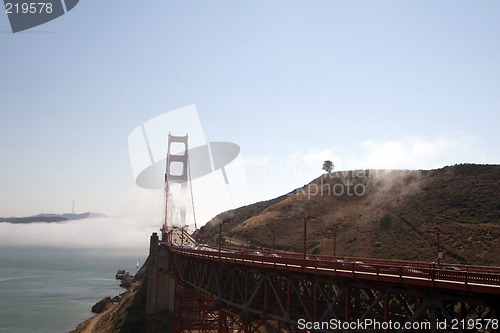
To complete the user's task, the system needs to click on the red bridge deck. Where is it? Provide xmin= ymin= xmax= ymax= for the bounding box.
xmin=169 ymin=244 xmax=500 ymax=296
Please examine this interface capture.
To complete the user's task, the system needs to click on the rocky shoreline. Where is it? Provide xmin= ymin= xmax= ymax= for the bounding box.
xmin=68 ymin=257 xmax=172 ymax=333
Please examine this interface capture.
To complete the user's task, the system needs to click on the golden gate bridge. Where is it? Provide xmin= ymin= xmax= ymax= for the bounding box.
xmin=146 ymin=134 xmax=500 ymax=333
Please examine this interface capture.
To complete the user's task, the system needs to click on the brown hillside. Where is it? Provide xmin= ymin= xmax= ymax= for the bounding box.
xmin=196 ymin=164 xmax=500 ymax=266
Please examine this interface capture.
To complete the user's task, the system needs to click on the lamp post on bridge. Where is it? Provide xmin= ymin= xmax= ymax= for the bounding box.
xmin=303 ymin=214 xmax=316 ymax=259
xmin=167 ymin=229 xmax=173 ymax=245
xmin=432 ymin=225 xmax=442 ymax=265
xmin=269 ymin=228 xmax=275 ymax=253
xmin=330 ymin=227 xmax=337 ymax=258
xmin=219 ymin=220 xmax=229 ymax=254
xmin=180 ymin=225 xmax=189 ymax=246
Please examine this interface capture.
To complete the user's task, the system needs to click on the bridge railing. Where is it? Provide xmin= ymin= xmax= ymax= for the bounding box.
xmin=167 ymin=244 xmax=500 ymax=295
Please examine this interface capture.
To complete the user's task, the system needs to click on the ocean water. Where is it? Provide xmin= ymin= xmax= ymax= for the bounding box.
xmin=0 ymin=246 xmax=148 ymax=333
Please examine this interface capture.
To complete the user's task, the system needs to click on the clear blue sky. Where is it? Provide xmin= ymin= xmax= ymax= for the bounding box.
xmin=1 ymin=1 xmax=499 ymax=220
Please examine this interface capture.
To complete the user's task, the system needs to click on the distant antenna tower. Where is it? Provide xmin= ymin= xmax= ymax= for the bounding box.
xmin=72 ymin=201 xmax=76 ymax=214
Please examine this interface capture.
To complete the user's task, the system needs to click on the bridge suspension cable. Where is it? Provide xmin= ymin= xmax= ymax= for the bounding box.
xmin=187 ymin=154 xmax=197 ymax=230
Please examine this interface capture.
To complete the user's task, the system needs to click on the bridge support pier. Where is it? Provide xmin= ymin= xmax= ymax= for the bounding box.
xmin=146 ymin=232 xmax=176 ymax=315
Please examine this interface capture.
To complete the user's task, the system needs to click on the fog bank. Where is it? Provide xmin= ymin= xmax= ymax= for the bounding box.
xmin=0 ymin=217 xmax=157 ymax=248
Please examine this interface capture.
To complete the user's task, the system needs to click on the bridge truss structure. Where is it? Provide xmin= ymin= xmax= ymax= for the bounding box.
xmin=161 ymin=244 xmax=500 ymax=333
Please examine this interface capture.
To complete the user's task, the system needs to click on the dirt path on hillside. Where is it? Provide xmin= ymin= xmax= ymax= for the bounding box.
xmin=69 ymin=303 xmax=116 ymax=333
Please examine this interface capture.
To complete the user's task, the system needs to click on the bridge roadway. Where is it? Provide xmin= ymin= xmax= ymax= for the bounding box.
xmin=149 ymin=233 xmax=500 ymax=332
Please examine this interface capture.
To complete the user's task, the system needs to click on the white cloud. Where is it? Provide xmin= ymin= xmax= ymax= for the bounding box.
xmin=358 ymin=132 xmax=485 ymax=169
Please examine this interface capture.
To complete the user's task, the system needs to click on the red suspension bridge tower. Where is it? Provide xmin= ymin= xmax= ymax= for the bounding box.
xmin=161 ymin=133 xmax=192 ymax=241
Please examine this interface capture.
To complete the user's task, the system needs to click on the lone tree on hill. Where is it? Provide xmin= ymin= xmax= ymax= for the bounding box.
xmin=322 ymin=160 xmax=334 ymax=174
